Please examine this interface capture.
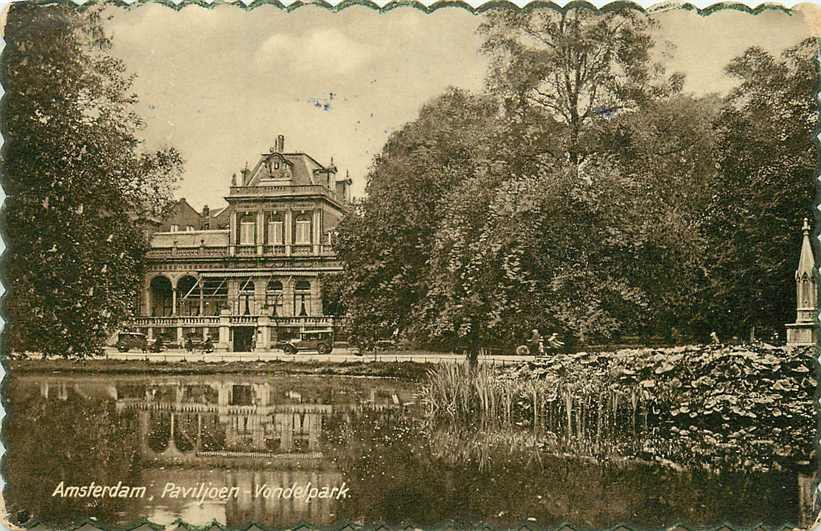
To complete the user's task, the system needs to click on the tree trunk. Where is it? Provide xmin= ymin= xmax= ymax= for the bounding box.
xmin=467 ymin=348 xmax=479 ymax=370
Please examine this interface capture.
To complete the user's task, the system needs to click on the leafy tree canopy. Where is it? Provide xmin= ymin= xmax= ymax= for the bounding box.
xmin=3 ymin=4 xmax=183 ymax=358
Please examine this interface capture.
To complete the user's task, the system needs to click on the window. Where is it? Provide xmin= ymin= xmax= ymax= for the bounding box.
xmin=295 ymin=220 xmax=311 ymax=245
xmin=170 ymin=224 xmax=179 ymax=232
xmin=265 ymin=280 xmax=283 ymax=316
xmin=186 ymin=225 xmax=195 ymax=232
xmin=294 ymin=280 xmax=311 ymax=317
xmin=237 ymin=278 xmax=255 ymax=316
xmin=239 ymin=214 xmax=256 ymax=245
xmin=267 ymin=221 xmax=284 ymax=245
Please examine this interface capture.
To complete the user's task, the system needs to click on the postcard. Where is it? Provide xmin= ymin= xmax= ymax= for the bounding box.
xmin=1 ymin=1 xmax=819 ymax=529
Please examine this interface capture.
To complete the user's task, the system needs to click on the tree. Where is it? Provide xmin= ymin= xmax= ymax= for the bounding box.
xmin=333 ymin=88 xmax=499 ymax=347
xmin=479 ymin=5 xmax=683 ymax=167
xmin=699 ymin=38 xmax=817 ymax=339
xmin=2 ymin=4 xmax=183 ymax=358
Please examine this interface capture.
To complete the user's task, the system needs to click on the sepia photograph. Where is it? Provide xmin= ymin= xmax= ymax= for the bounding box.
xmin=1 ymin=1 xmax=819 ymax=529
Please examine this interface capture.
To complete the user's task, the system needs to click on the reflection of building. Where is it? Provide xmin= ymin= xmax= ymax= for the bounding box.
xmin=35 ymin=375 xmax=410 ymax=463
xmin=129 ymin=135 xmax=353 ymax=351
xmin=29 ymin=374 xmax=415 ymax=527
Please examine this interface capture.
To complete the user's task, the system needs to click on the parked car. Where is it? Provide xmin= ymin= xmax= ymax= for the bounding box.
xmin=116 ymin=332 xmax=148 ymax=352
xmin=184 ymin=334 xmax=214 ymax=353
xmin=280 ymin=328 xmax=335 ymax=354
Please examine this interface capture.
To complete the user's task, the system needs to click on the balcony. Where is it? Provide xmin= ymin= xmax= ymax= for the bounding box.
xmin=229 ymin=184 xmax=346 ymax=205
xmin=146 ymin=247 xmax=228 ymax=259
xmin=146 ymin=244 xmax=335 ymax=259
xmin=129 ymin=315 xmax=342 ymax=328
xmin=130 ymin=316 xmax=221 ymax=327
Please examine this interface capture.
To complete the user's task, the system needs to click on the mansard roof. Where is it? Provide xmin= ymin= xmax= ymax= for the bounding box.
xmin=245 ymin=151 xmax=335 ymax=187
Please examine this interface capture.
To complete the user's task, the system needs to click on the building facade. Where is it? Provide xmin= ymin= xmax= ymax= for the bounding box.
xmin=129 ymin=135 xmax=352 ymax=351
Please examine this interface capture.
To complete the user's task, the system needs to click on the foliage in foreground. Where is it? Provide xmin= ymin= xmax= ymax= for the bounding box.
xmin=2 ymin=4 xmax=183 ymax=358
xmin=420 ymin=345 xmax=815 ymax=471
xmin=335 ymin=4 xmax=816 ymax=351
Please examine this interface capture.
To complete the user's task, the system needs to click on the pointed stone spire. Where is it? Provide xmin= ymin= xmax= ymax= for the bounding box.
xmin=787 ymin=217 xmax=817 ymax=348
xmin=797 ymin=218 xmax=814 ymax=277
xmin=795 ymin=217 xmax=816 ymax=322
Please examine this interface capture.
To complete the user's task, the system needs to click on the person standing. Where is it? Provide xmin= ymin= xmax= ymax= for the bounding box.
xmin=528 ymin=329 xmax=541 ymax=356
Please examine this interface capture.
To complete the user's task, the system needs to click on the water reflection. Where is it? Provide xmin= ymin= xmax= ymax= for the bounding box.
xmin=4 ymin=373 xmax=815 ymax=529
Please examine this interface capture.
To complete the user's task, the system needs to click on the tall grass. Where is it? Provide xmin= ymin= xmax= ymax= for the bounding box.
xmin=420 ymin=362 xmax=657 ymax=458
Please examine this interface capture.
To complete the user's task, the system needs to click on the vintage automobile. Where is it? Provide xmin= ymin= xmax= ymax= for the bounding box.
xmin=183 ymin=333 xmax=215 ymax=353
xmin=116 ymin=331 xmax=148 ymax=352
xmin=280 ymin=328 xmax=335 ymax=355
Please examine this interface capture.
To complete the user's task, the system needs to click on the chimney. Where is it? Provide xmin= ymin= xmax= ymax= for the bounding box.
xmin=201 ymin=205 xmax=210 ymax=230
xmin=276 ymin=135 xmax=285 ymax=153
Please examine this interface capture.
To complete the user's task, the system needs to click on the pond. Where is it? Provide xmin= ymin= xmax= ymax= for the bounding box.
xmin=3 ymin=372 xmax=814 ymax=529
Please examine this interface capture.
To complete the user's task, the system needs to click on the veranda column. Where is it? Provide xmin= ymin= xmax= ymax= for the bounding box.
xmin=171 ymin=278 xmax=178 ymax=316
xmin=258 ymin=315 xmax=271 ymax=349
xmin=198 ymin=282 xmax=204 ymax=316
xmin=218 ymin=309 xmax=231 ymax=351
xmin=143 ymin=275 xmax=152 ymax=316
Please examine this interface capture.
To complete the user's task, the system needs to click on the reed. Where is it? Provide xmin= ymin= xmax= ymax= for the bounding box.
xmin=419 ymin=361 xmax=655 ymax=458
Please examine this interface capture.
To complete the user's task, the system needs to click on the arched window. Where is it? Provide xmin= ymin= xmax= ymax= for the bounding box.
xmin=265 ymin=280 xmax=283 ymax=316
xmin=237 ymin=277 xmax=256 ymax=316
xmin=149 ymin=276 xmax=173 ymax=317
xmin=294 ymin=280 xmax=311 ymax=317
xmin=177 ymin=276 xmax=199 ymax=316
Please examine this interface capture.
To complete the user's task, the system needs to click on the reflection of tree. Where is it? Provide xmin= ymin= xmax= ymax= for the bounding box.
xmin=174 ymin=413 xmax=198 ymax=453
xmin=3 ymin=381 xmax=141 ymax=528
xmin=199 ymin=414 xmax=226 ymax=452
xmin=322 ymin=408 xmax=800 ymax=528
xmin=147 ymin=412 xmax=170 ymax=453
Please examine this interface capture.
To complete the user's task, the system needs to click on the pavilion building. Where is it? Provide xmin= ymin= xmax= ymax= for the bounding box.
xmin=129 ymin=135 xmax=352 ymax=351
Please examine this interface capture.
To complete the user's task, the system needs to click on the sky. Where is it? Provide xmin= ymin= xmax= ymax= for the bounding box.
xmin=102 ymin=5 xmax=818 ymax=210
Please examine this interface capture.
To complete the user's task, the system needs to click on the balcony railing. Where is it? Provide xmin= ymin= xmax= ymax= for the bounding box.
xmin=131 ymin=316 xmax=221 ymax=327
xmin=146 ymin=244 xmax=335 ymax=259
xmin=229 ymin=184 xmax=345 ymax=204
xmin=147 ymin=247 xmax=228 ymax=258
xmin=128 ymin=315 xmax=343 ymax=328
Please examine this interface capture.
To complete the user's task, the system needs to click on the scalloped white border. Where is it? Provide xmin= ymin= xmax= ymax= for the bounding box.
xmin=0 ymin=1 xmax=818 ymax=529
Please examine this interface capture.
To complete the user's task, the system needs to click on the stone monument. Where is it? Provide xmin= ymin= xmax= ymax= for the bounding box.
xmin=786 ymin=218 xmax=816 ymax=348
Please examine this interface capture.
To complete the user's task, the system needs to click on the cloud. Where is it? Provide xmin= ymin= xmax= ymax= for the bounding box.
xmin=255 ymin=28 xmax=376 ymax=76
